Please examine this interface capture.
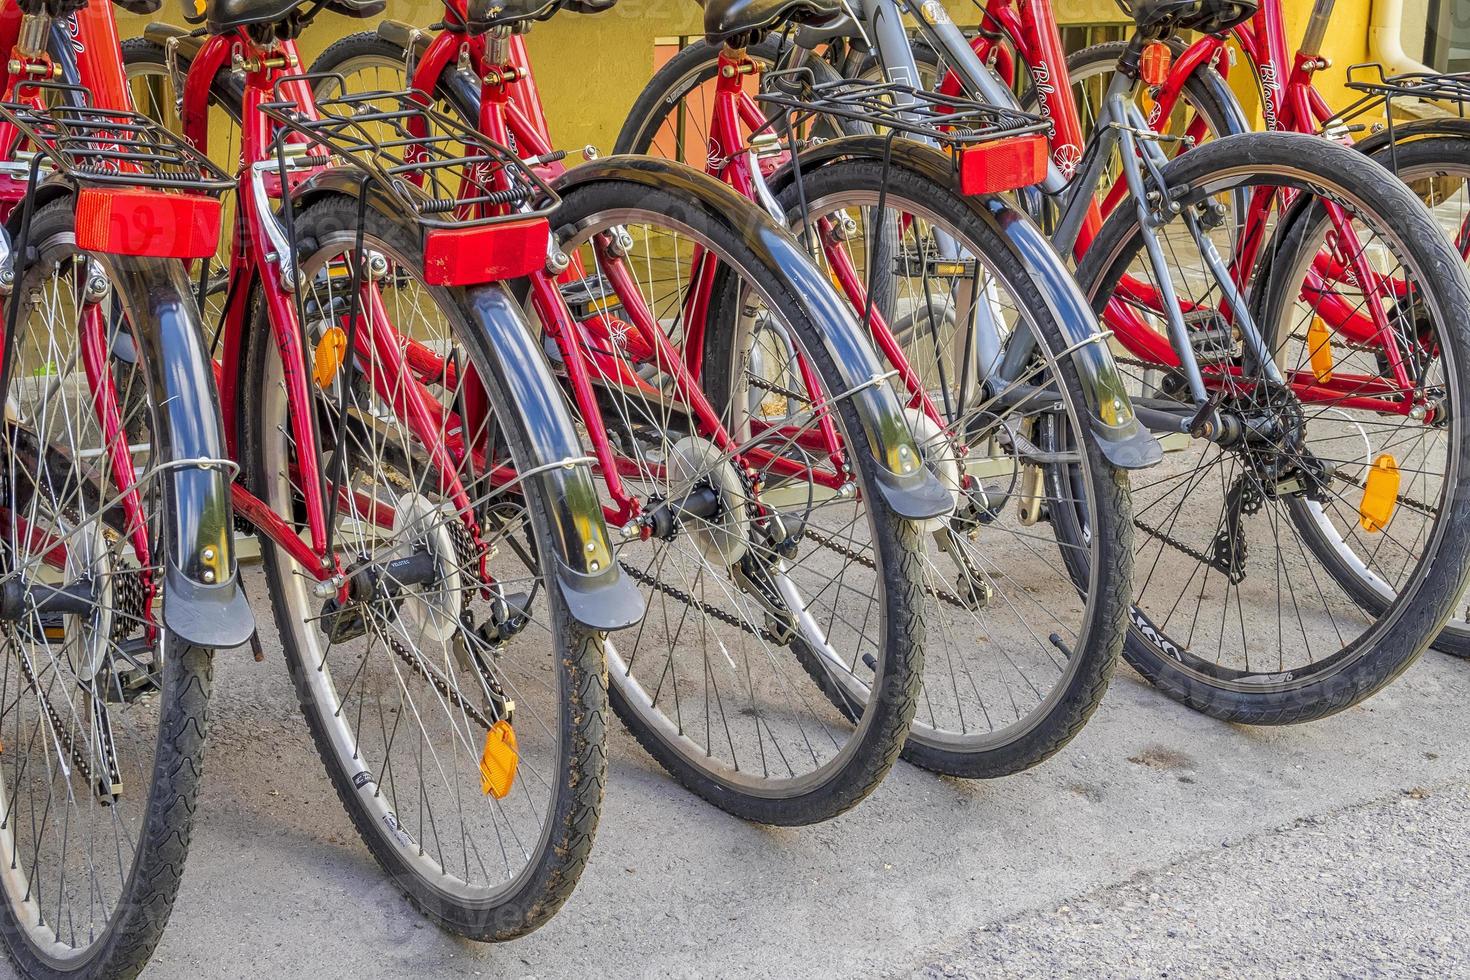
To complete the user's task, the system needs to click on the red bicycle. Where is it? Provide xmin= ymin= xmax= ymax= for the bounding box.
xmin=619 ymin=0 xmax=1470 ymax=725
xmin=133 ymin=0 xmax=953 ymax=830
xmin=0 ymin=0 xmax=257 ymax=973
xmin=122 ymin=0 xmax=685 ymax=941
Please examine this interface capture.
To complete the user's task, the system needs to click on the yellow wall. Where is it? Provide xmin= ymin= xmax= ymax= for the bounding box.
xmin=120 ymin=0 xmax=1409 ymax=148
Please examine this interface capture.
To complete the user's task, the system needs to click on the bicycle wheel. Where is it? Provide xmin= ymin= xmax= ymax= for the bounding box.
xmin=0 ymin=199 xmax=213 ymax=978
xmin=546 ymin=176 xmax=927 ymax=824
xmin=1075 ymin=131 xmax=1470 ymax=723
xmin=1304 ymin=130 xmax=1470 ymax=658
xmin=772 ymin=157 xmax=1133 ymax=776
xmin=242 ymin=193 xmax=607 ymax=940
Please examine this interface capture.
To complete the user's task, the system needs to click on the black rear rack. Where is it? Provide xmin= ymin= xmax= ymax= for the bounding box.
xmin=753 ymin=70 xmax=1049 ymax=150
xmin=0 ymin=80 xmax=233 ymax=194
xmin=258 ymin=75 xmax=558 ymax=230
xmin=1325 ymin=63 xmax=1470 ymax=132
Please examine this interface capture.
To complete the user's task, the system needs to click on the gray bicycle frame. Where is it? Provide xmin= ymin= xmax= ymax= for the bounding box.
xmin=849 ymin=0 xmax=1285 ymax=424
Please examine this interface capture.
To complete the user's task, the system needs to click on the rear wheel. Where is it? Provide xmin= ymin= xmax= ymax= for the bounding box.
xmin=548 ymin=177 xmax=926 ymax=824
xmin=0 ymin=199 xmax=213 ymax=979
xmin=774 ymin=158 xmax=1132 ymax=776
xmin=1076 ymin=132 xmax=1470 ymax=722
xmin=244 ymin=194 xmax=607 ymax=939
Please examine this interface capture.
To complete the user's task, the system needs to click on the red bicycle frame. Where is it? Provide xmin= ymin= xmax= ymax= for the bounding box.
xmin=174 ymin=28 xmax=501 ymax=583
xmin=403 ymin=20 xmax=862 ymax=528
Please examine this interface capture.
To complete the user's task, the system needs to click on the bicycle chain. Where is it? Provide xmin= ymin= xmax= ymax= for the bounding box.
xmin=799 ymin=525 xmax=978 ymax=614
xmin=379 ymin=514 xmax=497 ymax=734
xmin=617 ymin=558 xmax=785 ymax=645
xmin=10 ymin=641 xmax=97 ymax=788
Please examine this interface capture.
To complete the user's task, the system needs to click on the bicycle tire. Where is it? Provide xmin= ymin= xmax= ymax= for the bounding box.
xmin=1074 ymin=131 xmax=1470 ymax=723
xmin=762 ymin=157 xmax=1133 ymax=776
xmin=242 ymin=193 xmax=608 ymax=940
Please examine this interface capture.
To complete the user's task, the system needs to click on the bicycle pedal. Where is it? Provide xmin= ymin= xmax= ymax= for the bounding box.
xmin=1182 ymin=309 xmax=1240 ymax=364
xmin=558 ymin=273 xmax=622 ymax=321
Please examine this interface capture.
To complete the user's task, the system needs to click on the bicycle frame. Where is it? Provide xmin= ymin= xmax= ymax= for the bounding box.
xmin=400 ymin=20 xmax=954 ymax=527
xmin=857 ymin=0 xmax=1431 ymax=421
xmin=173 ymin=30 xmax=523 ymax=590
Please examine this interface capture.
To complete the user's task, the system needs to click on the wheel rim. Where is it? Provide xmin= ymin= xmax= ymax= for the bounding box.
xmin=260 ymin=226 xmax=571 ymax=903
xmin=0 ymin=227 xmax=171 ymax=964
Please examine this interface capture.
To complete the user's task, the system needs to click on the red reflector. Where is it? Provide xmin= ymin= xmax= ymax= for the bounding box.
xmin=423 ymin=218 xmax=550 ymax=286
xmin=1140 ymin=41 xmax=1173 ymax=87
xmin=74 ymin=188 xmax=221 ymax=259
xmin=958 ymin=134 xmax=1049 ymax=195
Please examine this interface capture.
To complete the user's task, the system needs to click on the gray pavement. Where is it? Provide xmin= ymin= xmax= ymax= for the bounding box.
xmin=9 ymin=566 xmax=1470 ymax=979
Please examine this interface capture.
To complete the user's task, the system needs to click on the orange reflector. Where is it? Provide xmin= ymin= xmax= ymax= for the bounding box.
xmin=958 ymin=133 xmax=1049 ymax=195
xmin=1307 ymin=316 xmax=1334 ymax=383
xmin=74 ymin=188 xmax=221 ymax=259
xmin=479 ymin=719 xmax=519 ymax=798
xmin=1140 ymin=41 xmax=1173 ymax=87
xmin=1359 ymin=454 xmax=1400 ymax=533
xmin=312 ymin=326 xmax=348 ymax=389
xmin=423 ymin=217 xmax=550 ymax=286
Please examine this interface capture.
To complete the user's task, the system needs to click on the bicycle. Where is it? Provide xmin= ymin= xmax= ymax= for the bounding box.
xmin=133 ymin=0 xmax=956 ymax=825
xmin=621 ymin=0 xmax=1470 ymax=723
xmin=0 ymin=0 xmax=255 ymax=974
xmin=125 ymin=0 xmax=670 ymax=942
xmin=1058 ymin=0 xmax=1470 ymax=660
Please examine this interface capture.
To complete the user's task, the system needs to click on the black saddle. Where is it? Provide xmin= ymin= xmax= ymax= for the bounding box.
xmin=201 ymin=0 xmax=384 ymax=35
xmin=702 ymin=0 xmax=847 ymax=45
xmin=1124 ymin=0 xmax=1257 ymax=37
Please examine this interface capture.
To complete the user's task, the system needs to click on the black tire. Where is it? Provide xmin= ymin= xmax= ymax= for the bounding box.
xmin=551 ymin=177 xmax=926 ymax=824
xmin=0 ymin=199 xmax=216 ymax=979
xmin=764 ymin=158 xmax=1131 ymax=776
xmin=242 ymin=194 xmax=607 ymax=939
xmin=1075 ymin=132 xmax=1470 ymax=723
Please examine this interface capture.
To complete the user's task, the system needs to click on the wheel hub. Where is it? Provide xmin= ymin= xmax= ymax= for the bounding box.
xmin=389 ymin=493 xmax=463 ymax=646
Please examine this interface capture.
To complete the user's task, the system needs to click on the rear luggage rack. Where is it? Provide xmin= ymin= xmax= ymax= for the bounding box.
xmin=258 ymin=75 xmax=559 ymax=230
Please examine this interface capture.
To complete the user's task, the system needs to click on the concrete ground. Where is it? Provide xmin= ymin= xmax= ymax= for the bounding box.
xmin=10 ymin=566 xmax=1470 ymax=979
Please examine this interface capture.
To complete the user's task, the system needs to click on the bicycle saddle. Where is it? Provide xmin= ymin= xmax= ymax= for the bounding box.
xmin=702 ymin=0 xmax=848 ymax=45
xmin=461 ymin=0 xmax=617 ymax=35
xmin=1123 ymin=0 xmax=1256 ymax=37
xmin=202 ymin=0 xmax=384 ymax=35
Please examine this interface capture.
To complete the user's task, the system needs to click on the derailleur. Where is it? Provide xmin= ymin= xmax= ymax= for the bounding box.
xmin=733 ymin=551 xmax=798 ymax=645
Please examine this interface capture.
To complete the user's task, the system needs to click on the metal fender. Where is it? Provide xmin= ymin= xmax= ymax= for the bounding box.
xmin=108 ymin=253 xmax=255 ymax=649
xmin=553 ymin=154 xmax=954 ymax=520
xmin=768 ymin=136 xmax=1162 ymax=470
